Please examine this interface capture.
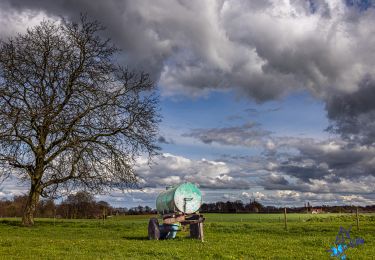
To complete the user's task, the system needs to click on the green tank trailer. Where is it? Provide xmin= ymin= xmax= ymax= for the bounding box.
xmin=148 ymin=182 xmax=205 ymax=241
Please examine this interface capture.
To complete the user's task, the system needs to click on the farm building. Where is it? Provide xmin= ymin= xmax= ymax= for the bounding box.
xmin=311 ymin=208 xmax=323 ymax=214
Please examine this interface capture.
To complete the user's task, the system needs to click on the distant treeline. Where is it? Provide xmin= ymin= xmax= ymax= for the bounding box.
xmin=0 ymin=191 xmax=156 ymax=219
xmin=1 ymin=194 xmax=375 ymax=218
xmin=200 ymin=200 xmax=375 ymax=213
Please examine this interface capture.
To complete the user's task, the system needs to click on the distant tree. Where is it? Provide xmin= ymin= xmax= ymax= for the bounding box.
xmin=37 ymin=199 xmax=56 ymax=217
xmin=137 ymin=205 xmax=144 ymax=214
xmin=114 ymin=207 xmax=128 ymax=215
xmin=11 ymin=195 xmax=28 ymax=217
xmin=247 ymin=199 xmax=264 ymax=213
xmin=65 ymin=191 xmax=96 ymax=218
xmin=233 ymin=200 xmax=245 ymax=212
xmin=144 ymin=205 xmax=152 ymax=213
xmin=307 ymin=202 xmax=312 ymax=212
xmin=0 ymin=15 xmax=159 ymax=226
xmin=216 ymin=201 xmax=226 ymax=213
xmin=97 ymin=200 xmax=111 ymax=217
xmin=97 ymin=200 xmax=110 ymax=209
xmin=200 ymin=203 xmax=208 ymax=212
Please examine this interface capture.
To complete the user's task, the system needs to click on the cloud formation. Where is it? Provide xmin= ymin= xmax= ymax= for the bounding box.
xmin=185 ymin=123 xmax=375 ymax=200
xmin=326 ymin=77 xmax=375 ymax=145
xmin=131 ymin=150 xmax=375 ymax=206
xmin=136 ymin=153 xmax=251 ymax=189
xmin=184 ymin=122 xmax=271 ymax=147
xmin=1 ymin=0 xmax=375 ymax=102
xmin=3 ymin=0 xmax=374 ymax=143
xmin=1 ymin=0 xmax=375 ymax=206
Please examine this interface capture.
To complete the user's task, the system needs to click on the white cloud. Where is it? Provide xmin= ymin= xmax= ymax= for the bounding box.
xmin=136 ymin=153 xmax=250 ymax=189
xmin=0 ymin=7 xmax=52 ymax=39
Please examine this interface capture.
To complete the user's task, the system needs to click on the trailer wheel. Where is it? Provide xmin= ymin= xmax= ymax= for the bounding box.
xmin=148 ymin=218 xmax=160 ymax=240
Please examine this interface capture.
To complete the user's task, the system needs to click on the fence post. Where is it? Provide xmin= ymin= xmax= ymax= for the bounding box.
xmin=284 ymin=207 xmax=288 ymax=230
xmin=356 ymin=207 xmax=360 ymax=231
xmin=54 ymin=207 xmax=56 ymax=226
xmin=102 ymin=208 xmax=107 ymax=223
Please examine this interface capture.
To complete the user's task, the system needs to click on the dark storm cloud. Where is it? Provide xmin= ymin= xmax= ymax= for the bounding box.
xmin=185 ymin=121 xmax=375 ymax=191
xmin=157 ymin=136 xmax=174 ymax=144
xmin=2 ymin=1 xmax=375 ymax=102
xmin=277 ymin=140 xmax=375 ymax=182
xmin=277 ymin=163 xmax=330 ymax=182
xmin=260 ymin=173 xmax=290 ymax=189
xmin=326 ymin=77 xmax=375 ymax=145
xmin=184 ymin=123 xmax=271 ymax=146
xmin=0 ymin=0 xmax=173 ymax=81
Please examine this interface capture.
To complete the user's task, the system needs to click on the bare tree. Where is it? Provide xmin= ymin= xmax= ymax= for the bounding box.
xmin=0 ymin=15 xmax=159 ymax=226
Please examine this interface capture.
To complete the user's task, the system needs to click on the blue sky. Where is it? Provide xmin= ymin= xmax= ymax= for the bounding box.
xmin=159 ymin=90 xmax=329 ymax=159
xmin=1 ymin=0 xmax=375 ymax=208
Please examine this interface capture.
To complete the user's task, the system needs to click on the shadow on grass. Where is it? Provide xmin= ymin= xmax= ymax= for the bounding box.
xmin=0 ymin=219 xmax=68 ymax=227
xmin=121 ymin=236 xmax=149 ymax=240
xmin=0 ymin=219 xmax=23 ymax=227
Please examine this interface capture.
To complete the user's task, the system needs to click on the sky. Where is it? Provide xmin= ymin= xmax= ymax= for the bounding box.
xmin=1 ymin=0 xmax=375 ymax=208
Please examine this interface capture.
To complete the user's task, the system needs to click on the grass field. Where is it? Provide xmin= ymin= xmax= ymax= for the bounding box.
xmin=0 ymin=213 xmax=374 ymax=259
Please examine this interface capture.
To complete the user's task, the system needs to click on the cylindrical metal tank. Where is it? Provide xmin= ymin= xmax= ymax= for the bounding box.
xmin=156 ymin=182 xmax=202 ymax=214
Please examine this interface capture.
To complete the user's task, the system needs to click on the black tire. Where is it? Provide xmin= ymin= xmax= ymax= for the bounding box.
xmin=148 ymin=218 xmax=160 ymax=240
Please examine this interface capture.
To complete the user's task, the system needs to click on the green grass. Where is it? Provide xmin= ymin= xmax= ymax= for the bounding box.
xmin=0 ymin=213 xmax=373 ymax=259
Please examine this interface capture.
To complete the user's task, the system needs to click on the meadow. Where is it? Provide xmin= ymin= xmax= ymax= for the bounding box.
xmin=0 ymin=213 xmax=374 ymax=259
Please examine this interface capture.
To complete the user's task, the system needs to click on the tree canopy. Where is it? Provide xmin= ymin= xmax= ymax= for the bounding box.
xmin=0 ymin=15 xmax=160 ymax=226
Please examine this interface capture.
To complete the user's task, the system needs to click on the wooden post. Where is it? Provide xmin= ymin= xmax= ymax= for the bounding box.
xmin=199 ymin=222 xmax=204 ymax=242
xmin=189 ymin=214 xmax=205 ymax=242
xmin=53 ymin=207 xmax=56 ymax=226
xmin=190 ymin=223 xmax=204 ymax=242
xmin=102 ymin=208 xmax=107 ymax=223
xmin=356 ymin=207 xmax=360 ymax=231
xmin=284 ymin=207 xmax=287 ymax=230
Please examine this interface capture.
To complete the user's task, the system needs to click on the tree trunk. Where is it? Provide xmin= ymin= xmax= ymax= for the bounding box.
xmin=22 ymin=184 xmax=41 ymax=226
